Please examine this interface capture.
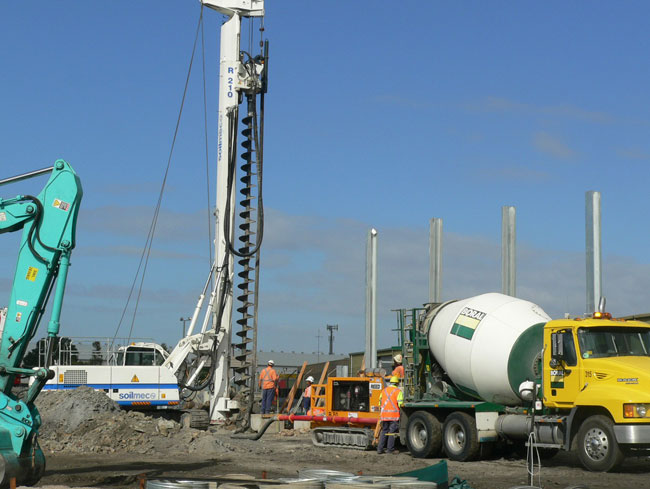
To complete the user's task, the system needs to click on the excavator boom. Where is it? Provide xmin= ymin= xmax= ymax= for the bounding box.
xmin=0 ymin=160 xmax=82 ymax=487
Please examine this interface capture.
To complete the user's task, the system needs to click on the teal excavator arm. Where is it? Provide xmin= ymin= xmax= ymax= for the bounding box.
xmin=0 ymin=160 xmax=82 ymax=487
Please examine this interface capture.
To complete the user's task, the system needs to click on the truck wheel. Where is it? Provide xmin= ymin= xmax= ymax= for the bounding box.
xmin=406 ymin=411 xmax=442 ymax=458
xmin=576 ymin=415 xmax=624 ymax=471
xmin=442 ymin=412 xmax=479 ymax=461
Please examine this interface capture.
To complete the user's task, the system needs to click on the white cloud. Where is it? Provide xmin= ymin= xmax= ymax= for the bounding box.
xmin=469 ymin=96 xmax=614 ymax=124
xmin=533 ymin=131 xmax=577 ymax=159
xmin=78 ymin=205 xmax=211 ymax=243
xmin=257 ymin=209 xmax=650 ymax=351
xmin=4 ymin=206 xmax=650 ymax=354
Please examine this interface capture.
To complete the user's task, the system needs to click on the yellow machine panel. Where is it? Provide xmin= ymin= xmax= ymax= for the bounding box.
xmin=311 ymin=375 xmax=383 ymax=423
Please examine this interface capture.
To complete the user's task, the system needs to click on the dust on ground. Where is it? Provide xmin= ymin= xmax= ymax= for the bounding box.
xmin=33 ymin=388 xmax=650 ymax=489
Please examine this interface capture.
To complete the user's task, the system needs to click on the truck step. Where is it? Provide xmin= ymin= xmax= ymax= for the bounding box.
xmin=527 ymin=442 xmax=562 ymax=449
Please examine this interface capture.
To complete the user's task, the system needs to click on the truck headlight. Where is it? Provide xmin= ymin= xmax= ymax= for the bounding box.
xmin=624 ymin=403 xmax=650 ymax=418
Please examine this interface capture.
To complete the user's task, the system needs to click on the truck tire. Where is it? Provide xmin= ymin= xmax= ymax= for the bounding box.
xmin=576 ymin=415 xmax=624 ymax=472
xmin=405 ymin=411 xmax=442 ymax=458
xmin=442 ymin=412 xmax=480 ymax=461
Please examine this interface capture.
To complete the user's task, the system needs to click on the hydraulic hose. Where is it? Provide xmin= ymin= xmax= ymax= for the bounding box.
xmin=231 ymin=416 xmax=278 ymax=440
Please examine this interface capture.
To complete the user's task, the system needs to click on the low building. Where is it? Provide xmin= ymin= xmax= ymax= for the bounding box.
xmin=255 ymin=351 xmax=347 ymax=408
xmin=349 ymin=347 xmax=401 ymax=376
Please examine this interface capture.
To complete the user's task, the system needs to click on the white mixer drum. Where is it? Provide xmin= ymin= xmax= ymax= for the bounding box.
xmin=425 ymin=293 xmax=551 ymax=405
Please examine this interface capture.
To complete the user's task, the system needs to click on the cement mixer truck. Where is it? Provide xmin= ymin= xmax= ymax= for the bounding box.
xmin=396 ymin=293 xmax=650 ymax=472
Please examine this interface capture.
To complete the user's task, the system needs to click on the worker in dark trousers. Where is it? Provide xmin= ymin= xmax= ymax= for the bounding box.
xmin=377 ymin=376 xmax=403 ymax=454
xmin=259 ymin=360 xmax=278 ymax=414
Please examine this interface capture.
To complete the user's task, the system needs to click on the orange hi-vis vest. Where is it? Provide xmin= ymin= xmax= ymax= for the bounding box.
xmin=304 ymin=384 xmax=312 ymax=398
xmin=259 ymin=366 xmax=278 ymax=389
xmin=380 ymin=385 xmax=402 ymax=421
xmin=392 ymin=365 xmax=404 ymax=379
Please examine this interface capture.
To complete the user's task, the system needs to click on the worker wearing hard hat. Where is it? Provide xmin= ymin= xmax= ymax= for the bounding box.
xmin=377 ymin=376 xmax=403 ymax=454
xmin=259 ymin=360 xmax=279 ymax=414
xmin=391 ymin=354 xmax=404 ymax=379
xmin=303 ymin=376 xmax=314 ymax=414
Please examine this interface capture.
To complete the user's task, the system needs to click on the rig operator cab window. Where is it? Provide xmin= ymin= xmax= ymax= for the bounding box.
xmin=116 ymin=346 xmax=167 ymax=366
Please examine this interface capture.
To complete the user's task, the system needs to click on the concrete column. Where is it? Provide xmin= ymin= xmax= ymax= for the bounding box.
xmin=429 ymin=218 xmax=442 ymax=303
xmin=501 ymin=206 xmax=516 ymax=297
xmin=365 ymin=228 xmax=378 ymax=369
xmin=586 ymin=191 xmax=602 ymax=314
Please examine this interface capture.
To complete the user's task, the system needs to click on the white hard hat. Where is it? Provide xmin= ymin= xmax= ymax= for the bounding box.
xmin=268 ymin=360 xmax=274 ymax=365
xmin=394 ymin=354 xmax=403 ymax=363
xmin=306 ymin=376 xmax=314 ymax=383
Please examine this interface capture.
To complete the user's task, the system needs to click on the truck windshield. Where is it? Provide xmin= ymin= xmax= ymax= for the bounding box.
xmin=577 ymin=327 xmax=650 ymax=358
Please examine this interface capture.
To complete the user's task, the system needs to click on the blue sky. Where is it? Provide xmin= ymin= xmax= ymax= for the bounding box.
xmin=3 ymin=1 xmax=650 ymax=355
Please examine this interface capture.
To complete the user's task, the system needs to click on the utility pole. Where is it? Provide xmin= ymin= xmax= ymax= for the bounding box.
xmin=316 ymin=330 xmax=323 ymax=363
xmin=326 ymin=324 xmax=338 ymax=355
xmin=179 ymin=316 xmax=191 ymax=337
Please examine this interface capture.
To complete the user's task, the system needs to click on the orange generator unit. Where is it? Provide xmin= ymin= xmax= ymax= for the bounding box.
xmin=308 ymin=373 xmax=384 ymax=449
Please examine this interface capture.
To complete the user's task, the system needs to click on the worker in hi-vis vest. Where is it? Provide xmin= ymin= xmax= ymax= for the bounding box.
xmin=391 ymin=354 xmax=404 ymax=379
xmin=303 ymin=376 xmax=314 ymax=414
xmin=376 ymin=375 xmax=403 ymax=454
xmin=259 ymin=360 xmax=279 ymax=414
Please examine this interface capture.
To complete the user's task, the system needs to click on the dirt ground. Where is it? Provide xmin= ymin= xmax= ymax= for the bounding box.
xmin=28 ymin=388 xmax=650 ymax=489
xmin=37 ymin=430 xmax=650 ymax=489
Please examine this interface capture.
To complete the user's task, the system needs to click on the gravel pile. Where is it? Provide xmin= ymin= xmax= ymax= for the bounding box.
xmin=34 ymin=387 xmax=223 ymax=455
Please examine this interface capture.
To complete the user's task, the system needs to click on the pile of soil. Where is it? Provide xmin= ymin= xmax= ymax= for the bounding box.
xmin=34 ymin=387 xmax=222 ymax=455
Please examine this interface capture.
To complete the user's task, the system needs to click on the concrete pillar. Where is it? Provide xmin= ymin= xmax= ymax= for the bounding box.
xmin=501 ymin=206 xmax=516 ymax=297
xmin=429 ymin=218 xmax=442 ymax=303
xmin=586 ymin=191 xmax=602 ymax=314
xmin=365 ymin=228 xmax=378 ymax=369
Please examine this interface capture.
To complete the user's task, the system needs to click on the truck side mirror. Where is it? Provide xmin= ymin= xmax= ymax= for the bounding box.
xmin=551 ymin=332 xmax=564 ymax=361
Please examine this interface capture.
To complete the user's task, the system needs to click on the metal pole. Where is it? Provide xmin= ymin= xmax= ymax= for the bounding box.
xmin=501 ymin=206 xmax=516 ymax=297
xmin=429 ymin=218 xmax=442 ymax=303
xmin=0 ymin=166 xmax=54 ymax=187
xmin=586 ymin=191 xmax=602 ymax=314
xmin=179 ymin=317 xmax=191 ymax=337
xmin=365 ymin=229 xmax=378 ymax=369
xmin=326 ymin=324 xmax=338 ymax=355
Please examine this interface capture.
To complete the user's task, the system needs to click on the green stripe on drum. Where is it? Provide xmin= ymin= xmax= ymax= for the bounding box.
xmin=507 ymin=322 xmax=546 ymax=399
xmin=451 ymin=323 xmax=475 ymax=340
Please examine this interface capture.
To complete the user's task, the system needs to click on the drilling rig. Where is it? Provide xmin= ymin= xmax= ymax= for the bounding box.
xmin=163 ymin=0 xmax=268 ymax=426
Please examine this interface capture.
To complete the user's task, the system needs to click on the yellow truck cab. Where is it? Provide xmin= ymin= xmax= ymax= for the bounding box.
xmin=543 ymin=313 xmax=650 ymax=470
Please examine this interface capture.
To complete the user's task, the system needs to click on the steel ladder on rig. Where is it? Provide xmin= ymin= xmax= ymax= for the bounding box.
xmin=397 ymin=308 xmax=428 ymax=401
